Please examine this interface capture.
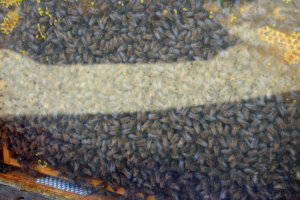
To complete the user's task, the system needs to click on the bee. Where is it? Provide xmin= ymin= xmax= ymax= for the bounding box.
xmin=169 ymin=47 xmax=181 ymax=55
xmin=164 ymin=30 xmax=176 ymax=41
xmin=118 ymin=51 xmax=127 ymax=62
xmin=159 ymin=46 xmax=168 ymax=54
xmin=183 ymin=17 xmax=195 ymax=26
xmin=122 ymin=120 xmax=135 ymax=130
xmin=170 ymin=122 xmax=182 ymax=130
xmin=195 ymin=138 xmax=208 ymax=148
xmin=142 ymin=42 xmax=151 ymax=53
xmin=195 ymin=11 xmax=208 ymax=20
xmin=82 ymin=51 xmax=88 ymax=63
xmin=199 ymin=119 xmax=208 ymax=131
xmin=44 ymin=0 xmax=56 ymax=7
xmin=245 ymin=184 xmax=256 ymax=198
xmin=73 ymin=162 xmax=80 ymax=172
xmin=58 ymin=0 xmax=67 ymax=8
xmin=191 ymin=28 xmax=202 ymax=41
xmin=215 ymin=28 xmax=228 ymax=36
xmin=28 ymin=42 xmax=39 ymax=52
xmin=227 ymin=137 xmax=238 ymax=149
xmin=58 ymin=7 xmax=67 ymax=17
xmin=241 ymin=107 xmax=250 ymax=120
xmin=218 ymin=158 xmax=228 ymax=171
xmin=55 ymin=9 xmax=64 ymax=20
xmin=46 ymin=157 xmax=56 ymax=166
xmin=151 ymin=120 xmax=161 ymax=131
xmin=38 ymin=16 xmax=49 ymax=24
xmin=182 ymin=131 xmax=192 ymax=142
xmin=88 ymin=16 xmax=96 ymax=26
xmin=178 ymin=30 xmax=188 ymax=41
xmin=214 ymin=122 xmax=223 ymax=135
xmin=205 ymin=114 xmax=216 ymax=122
xmin=277 ymin=104 xmax=287 ymax=117
xmin=117 ymin=44 xmax=126 ymax=52
xmin=88 ymin=7 xmax=101 ymax=15
xmin=266 ymin=124 xmax=277 ymax=135
xmin=176 ymin=138 xmax=185 ymax=149
xmin=128 ymin=55 xmax=136 ymax=63
xmin=239 ymin=142 xmax=248 ymax=153
xmin=209 ymin=123 xmax=217 ymax=135
xmin=208 ymin=137 xmax=214 ymax=150
xmin=145 ymin=113 xmax=160 ymax=121
xmin=237 ymin=117 xmax=248 ymax=127
xmin=119 ymin=15 xmax=128 ymax=26
xmin=82 ymin=167 xmax=92 ymax=176
xmin=203 ymin=35 xmax=210 ymax=45
xmin=263 ymin=102 xmax=273 ymax=113
xmin=140 ymin=33 xmax=152 ymax=41
xmin=45 ymin=46 xmax=54 ymax=55
xmin=153 ymin=30 xmax=161 ymax=40
xmin=267 ymin=109 xmax=278 ymax=122
xmin=170 ymin=183 xmax=180 ymax=191
xmin=104 ymin=31 xmax=113 ymax=40
xmin=66 ymin=7 xmax=77 ymax=16
xmin=184 ymin=120 xmax=194 ymax=134
xmin=244 ymin=103 xmax=258 ymax=111
xmin=134 ymin=43 xmax=143 ymax=52
xmin=109 ymin=13 xmax=121 ymax=24
xmin=196 ymin=19 xmax=206 ymax=30
xmin=95 ymin=56 xmax=102 ymax=63
xmin=122 ymin=127 xmax=133 ymax=135
xmin=191 ymin=106 xmax=203 ymax=113
xmin=275 ymin=117 xmax=285 ymax=129
xmin=24 ymin=32 xmax=35 ymax=42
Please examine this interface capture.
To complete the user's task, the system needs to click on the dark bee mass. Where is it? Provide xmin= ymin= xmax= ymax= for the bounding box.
xmin=0 ymin=0 xmax=235 ymax=64
xmin=1 ymin=91 xmax=299 ymax=199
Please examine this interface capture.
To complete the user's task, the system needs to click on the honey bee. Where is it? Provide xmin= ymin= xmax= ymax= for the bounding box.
xmin=183 ymin=17 xmax=195 ymax=26
xmin=88 ymin=6 xmax=101 ymax=15
xmin=158 ymin=46 xmax=168 ymax=54
xmin=191 ymin=28 xmax=202 ymax=41
xmin=206 ymin=137 xmax=214 ymax=150
xmin=28 ymin=42 xmax=39 ymax=52
xmin=178 ymin=30 xmax=188 ymax=41
xmin=38 ymin=15 xmax=50 ymax=24
xmin=153 ymin=30 xmax=161 ymax=40
xmin=241 ymin=108 xmax=250 ymax=121
xmin=205 ymin=114 xmax=217 ymax=122
xmin=164 ymin=30 xmax=176 ymax=41
xmin=275 ymin=117 xmax=285 ymax=129
xmin=267 ymin=109 xmax=278 ymax=122
xmin=170 ymin=183 xmax=180 ymax=191
xmin=266 ymin=124 xmax=277 ymax=135
xmin=208 ymin=123 xmax=217 ymax=135
xmin=277 ymin=103 xmax=287 ymax=117
xmin=239 ymin=142 xmax=248 ymax=153
xmin=128 ymin=55 xmax=136 ymax=63
xmin=237 ymin=117 xmax=248 ymax=128
xmin=203 ymin=35 xmax=210 ymax=45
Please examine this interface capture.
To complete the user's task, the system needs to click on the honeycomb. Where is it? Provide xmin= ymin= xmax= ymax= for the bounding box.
xmin=258 ymin=26 xmax=300 ymax=65
xmin=0 ymin=7 xmax=20 ymax=35
xmin=0 ymin=0 xmax=22 ymax=7
xmin=0 ymin=0 xmax=22 ymax=34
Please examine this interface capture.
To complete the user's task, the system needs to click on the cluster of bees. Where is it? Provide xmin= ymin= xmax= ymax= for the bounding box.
xmin=258 ymin=26 xmax=300 ymax=65
xmin=1 ymin=0 xmax=234 ymax=64
xmin=1 ymin=91 xmax=299 ymax=199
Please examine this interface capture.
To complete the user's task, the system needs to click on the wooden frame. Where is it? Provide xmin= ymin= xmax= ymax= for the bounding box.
xmin=0 ymin=169 xmax=119 ymax=200
xmin=1 ymin=132 xmax=154 ymax=200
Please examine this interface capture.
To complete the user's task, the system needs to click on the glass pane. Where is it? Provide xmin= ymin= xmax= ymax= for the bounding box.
xmin=0 ymin=0 xmax=299 ymax=199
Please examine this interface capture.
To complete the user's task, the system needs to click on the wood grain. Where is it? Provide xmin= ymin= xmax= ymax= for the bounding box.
xmin=1 ymin=132 xmax=155 ymax=200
